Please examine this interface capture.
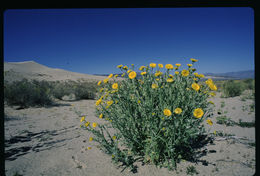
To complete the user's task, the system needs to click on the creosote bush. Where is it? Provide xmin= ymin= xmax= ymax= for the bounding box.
xmin=222 ymin=80 xmax=243 ymax=97
xmin=4 ymin=79 xmax=97 ymax=108
xmin=81 ymin=58 xmax=217 ymax=171
xmin=51 ymin=80 xmax=96 ymax=100
xmin=4 ymin=79 xmax=53 ymax=108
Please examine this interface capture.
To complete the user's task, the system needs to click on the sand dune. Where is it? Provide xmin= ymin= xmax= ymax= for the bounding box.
xmin=4 ymin=61 xmax=112 ymax=82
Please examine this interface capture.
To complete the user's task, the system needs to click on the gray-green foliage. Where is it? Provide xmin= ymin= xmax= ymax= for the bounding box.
xmin=222 ymin=80 xmax=243 ymax=97
xmin=4 ymin=79 xmax=97 ymax=108
xmin=82 ymin=61 xmax=217 ymax=171
xmin=51 ymin=80 xmax=96 ymax=100
xmin=4 ymin=79 xmax=53 ymax=108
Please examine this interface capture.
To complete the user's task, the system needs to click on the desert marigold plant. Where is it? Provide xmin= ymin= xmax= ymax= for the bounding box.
xmin=80 ymin=58 xmax=217 ymax=172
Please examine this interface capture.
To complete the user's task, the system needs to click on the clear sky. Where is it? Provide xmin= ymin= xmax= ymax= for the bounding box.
xmin=4 ymin=7 xmax=254 ymax=75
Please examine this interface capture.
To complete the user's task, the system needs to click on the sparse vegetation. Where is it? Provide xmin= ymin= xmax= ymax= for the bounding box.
xmin=186 ymin=165 xmax=199 ymax=175
xmin=237 ymin=119 xmax=255 ymax=128
xmin=4 ymin=79 xmax=53 ymax=108
xmin=222 ymin=80 xmax=243 ymax=97
xmin=216 ymin=116 xmax=235 ymax=126
xmin=4 ymin=78 xmax=98 ymax=108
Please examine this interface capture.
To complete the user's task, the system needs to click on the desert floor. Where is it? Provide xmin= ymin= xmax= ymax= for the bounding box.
xmin=4 ymin=91 xmax=255 ymax=176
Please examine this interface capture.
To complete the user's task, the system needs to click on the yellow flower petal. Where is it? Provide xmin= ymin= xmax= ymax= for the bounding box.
xmin=129 ymin=71 xmax=137 ymax=79
xmin=193 ymin=108 xmax=204 ymax=118
xmin=174 ymin=108 xmax=182 ymax=114
xmin=163 ymin=109 xmax=172 ymax=116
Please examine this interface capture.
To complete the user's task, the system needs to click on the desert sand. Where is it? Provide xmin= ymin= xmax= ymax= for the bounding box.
xmin=4 ymin=61 xmax=111 ymax=82
xmin=4 ymin=61 xmax=255 ymax=176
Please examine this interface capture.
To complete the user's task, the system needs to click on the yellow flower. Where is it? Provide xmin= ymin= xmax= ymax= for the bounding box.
xmin=107 ymin=100 xmax=114 ymax=106
xmin=158 ymin=63 xmax=163 ymax=68
xmin=112 ymin=136 xmax=117 ymax=140
xmin=175 ymin=63 xmax=181 ymax=67
xmin=117 ymin=64 xmax=123 ymax=68
xmin=190 ymin=58 xmax=198 ymax=62
xmin=206 ymin=119 xmax=213 ymax=126
xmin=112 ymin=83 xmax=118 ymax=89
xmin=127 ymin=69 xmax=132 ymax=74
xmin=187 ymin=64 xmax=193 ymax=67
xmin=137 ymin=100 xmax=141 ymax=104
xmin=154 ymin=71 xmax=163 ymax=77
xmin=108 ymin=74 xmax=113 ymax=78
xmin=89 ymin=137 xmax=93 ymax=142
xmin=193 ymin=78 xmax=198 ymax=81
xmin=139 ymin=66 xmax=146 ymax=71
xmin=114 ymin=74 xmax=118 ymax=78
xmin=97 ymin=81 xmax=102 ymax=86
xmin=103 ymin=78 xmax=109 ymax=84
xmin=92 ymin=122 xmax=98 ymax=128
xmin=152 ymin=112 xmax=155 ymax=116
xmin=95 ymin=99 xmax=102 ymax=106
xmin=198 ymin=74 xmax=205 ymax=78
xmin=121 ymin=73 xmax=125 ymax=77
xmin=80 ymin=116 xmax=85 ymax=122
xmin=175 ymin=71 xmax=179 ymax=75
xmin=87 ymin=146 xmax=92 ymax=150
xmin=112 ymin=154 xmax=115 ymax=158
xmin=123 ymin=66 xmax=128 ymax=70
xmin=163 ymin=109 xmax=172 ymax=117
xmin=181 ymin=70 xmax=189 ymax=77
xmin=162 ymin=127 xmax=166 ymax=131
xmin=165 ymin=64 xmax=174 ymax=70
xmin=99 ymin=114 xmax=103 ymax=119
xmin=152 ymin=84 xmax=158 ymax=89
xmin=150 ymin=63 xmax=156 ymax=68
xmin=194 ymin=73 xmax=199 ymax=77
xmin=213 ymin=130 xmax=217 ymax=135
xmin=205 ymin=78 xmax=213 ymax=85
xmin=192 ymin=83 xmax=200 ymax=91
xmin=174 ymin=108 xmax=182 ymax=114
xmin=193 ymin=108 xmax=204 ymax=118
xmin=169 ymin=74 xmax=174 ymax=78
xmin=167 ymin=78 xmax=174 ymax=83
xmin=129 ymin=71 xmax=137 ymax=79
xmin=141 ymin=72 xmax=147 ymax=75
xmin=208 ymin=83 xmax=217 ymax=91
xmin=85 ymin=121 xmax=90 ymax=127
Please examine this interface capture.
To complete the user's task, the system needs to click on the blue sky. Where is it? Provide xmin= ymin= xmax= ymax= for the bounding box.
xmin=4 ymin=8 xmax=254 ymax=74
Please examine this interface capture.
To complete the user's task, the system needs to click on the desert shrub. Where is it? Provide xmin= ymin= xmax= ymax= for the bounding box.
xmin=50 ymin=81 xmax=74 ymax=100
xmin=4 ymin=79 xmax=53 ymax=108
xmin=242 ymin=78 xmax=255 ymax=90
xmin=222 ymin=80 xmax=243 ymax=97
xmin=216 ymin=116 xmax=235 ymax=126
xmin=51 ymin=80 xmax=97 ymax=100
xmin=74 ymin=81 xmax=97 ymax=100
xmin=80 ymin=59 xmax=217 ymax=171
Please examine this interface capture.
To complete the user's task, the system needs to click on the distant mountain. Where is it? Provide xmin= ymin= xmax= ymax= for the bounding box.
xmin=204 ymin=70 xmax=254 ymax=80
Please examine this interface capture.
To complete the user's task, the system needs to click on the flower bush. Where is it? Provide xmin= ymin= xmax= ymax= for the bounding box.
xmin=81 ymin=58 xmax=217 ymax=171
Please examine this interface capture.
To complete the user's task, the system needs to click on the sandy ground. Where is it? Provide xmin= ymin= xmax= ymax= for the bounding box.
xmin=4 ymin=91 xmax=255 ymax=176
